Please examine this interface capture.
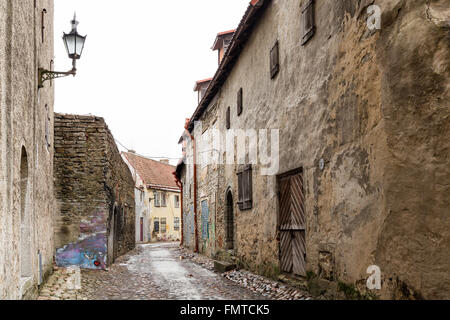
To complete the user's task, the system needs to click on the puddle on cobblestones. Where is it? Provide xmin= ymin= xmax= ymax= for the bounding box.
xmin=122 ymin=244 xmax=219 ymax=299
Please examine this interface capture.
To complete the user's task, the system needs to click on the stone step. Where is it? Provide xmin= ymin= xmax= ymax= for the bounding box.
xmin=214 ymin=260 xmax=236 ymax=273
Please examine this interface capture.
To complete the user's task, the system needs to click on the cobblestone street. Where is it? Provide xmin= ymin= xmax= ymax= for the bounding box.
xmin=39 ymin=243 xmax=271 ymax=300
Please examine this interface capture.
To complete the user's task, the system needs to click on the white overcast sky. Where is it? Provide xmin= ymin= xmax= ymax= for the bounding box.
xmin=54 ymin=0 xmax=249 ymax=165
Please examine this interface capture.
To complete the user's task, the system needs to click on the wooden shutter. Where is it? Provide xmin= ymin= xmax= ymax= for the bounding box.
xmin=270 ymin=41 xmax=279 ymax=79
xmin=237 ymin=171 xmax=244 ymax=210
xmin=226 ymin=107 xmax=231 ymax=129
xmin=238 ymin=165 xmax=253 ymax=210
xmin=244 ymin=165 xmax=253 ymax=210
xmin=237 ymin=88 xmax=243 ymax=116
xmin=301 ymin=0 xmax=315 ymax=45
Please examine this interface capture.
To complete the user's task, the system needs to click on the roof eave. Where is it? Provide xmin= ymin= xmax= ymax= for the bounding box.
xmin=187 ymin=0 xmax=269 ymax=132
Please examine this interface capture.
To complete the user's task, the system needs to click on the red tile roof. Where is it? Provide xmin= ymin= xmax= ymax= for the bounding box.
xmin=122 ymin=152 xmax=180 ymax=191
xmin=217 ymin=29 xmax=236 ymax=37
xmin=194 ymin=78 xmax=213 ymax=91
xmin=212 ymin=29 xmax=236 ymax=50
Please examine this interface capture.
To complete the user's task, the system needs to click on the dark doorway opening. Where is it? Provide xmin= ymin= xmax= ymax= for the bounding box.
xmin=225 ymin=189 xmax=234 ymax=250
xmin=140 ymin=217 xmax=144 ymax=242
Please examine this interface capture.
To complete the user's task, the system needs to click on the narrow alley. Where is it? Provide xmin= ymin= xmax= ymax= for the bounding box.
xmin=39 ymin=243 xmax=269 ymax=300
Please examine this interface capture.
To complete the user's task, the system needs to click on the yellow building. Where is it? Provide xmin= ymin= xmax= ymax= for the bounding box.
xmin=122 ymin=152 xmax=181 ymax=243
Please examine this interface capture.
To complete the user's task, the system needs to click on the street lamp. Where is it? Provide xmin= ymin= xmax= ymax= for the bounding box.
xmin=38 ymin=13 xmax=87 ymax=88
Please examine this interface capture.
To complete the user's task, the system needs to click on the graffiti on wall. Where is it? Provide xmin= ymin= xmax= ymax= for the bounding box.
xmin=56 ymin=211 xmax=107 ymax=270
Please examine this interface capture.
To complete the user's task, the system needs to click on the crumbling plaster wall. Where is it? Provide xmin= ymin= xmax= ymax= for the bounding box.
xmin=190 ymin=0 xmax=449 ymax=299
xmin=0 ymin=0 xmax=55 ymax=300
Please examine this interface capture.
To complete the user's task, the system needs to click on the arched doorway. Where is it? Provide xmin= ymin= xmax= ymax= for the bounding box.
xmin=20 ymin=146 xmax=31 ymax=278
xmin=225 ymin=189 xmax=234 ymax=250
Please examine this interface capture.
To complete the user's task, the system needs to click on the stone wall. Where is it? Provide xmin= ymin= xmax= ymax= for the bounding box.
xmin=181 ymin=0 xmax=450 ymax=299
xmin=54 ymin=114 xmax=135 ymax=270
xmin=0 ymin=0 xmax=56 ymax=300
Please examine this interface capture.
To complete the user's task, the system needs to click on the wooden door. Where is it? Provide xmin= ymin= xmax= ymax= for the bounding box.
xmin=278 ymin=169 xmax=306 ymax=276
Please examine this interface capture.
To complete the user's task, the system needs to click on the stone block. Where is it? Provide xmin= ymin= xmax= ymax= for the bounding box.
xmin=214 ymin=261 xmax=236 ymax=273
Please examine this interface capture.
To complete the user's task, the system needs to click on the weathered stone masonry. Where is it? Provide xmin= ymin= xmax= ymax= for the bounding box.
xmin=179 ymin=0 xmax=450 ymax=300
xmin=0 ymin=0 xmax=56 ymax=300
xmin=54 ymin=114 xmax=135 ymax=270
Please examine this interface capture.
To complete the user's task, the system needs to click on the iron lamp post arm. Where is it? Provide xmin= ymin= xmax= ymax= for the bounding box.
xmin=38 ymin=59 xmax=77 ymax=88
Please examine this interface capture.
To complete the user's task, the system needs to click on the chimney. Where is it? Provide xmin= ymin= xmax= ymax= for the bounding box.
xmin=194 ymin=79 xmax=212 ymax=103
xmin=160 ymin=159 xmax=170 ymax=165
xmin=212 ymin=30 xmax=235 ymax=65
xmin=128 ymin=150 xmax=136 ymax=154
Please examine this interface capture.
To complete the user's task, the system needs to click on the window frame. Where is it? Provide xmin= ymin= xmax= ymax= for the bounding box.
xmin=237 ymin=165 xmax=253 ymax=211
xmin=161 ymin=192 xmax=167 ymax=207
xmin=270 ymin=40 xmax=280 ymax=79
xmin=154 ymin=191 xmax=161 ymax=207
xmin=174 ymin=217 xmax=180 ymax=231
xmin=301 ymin=0 xmax=316 ymax=46
xmin=174 ymin=195 xmax=180 ymax=208
xmin=237 ymin=88 xmax=243 ymax=116
xmin=160 ymin=218 xmax=167 ymax=234
xmin=226 ymin=106 xmax=231 ymax=129
xmin=153 ymin=218 xmax=160 ymax=233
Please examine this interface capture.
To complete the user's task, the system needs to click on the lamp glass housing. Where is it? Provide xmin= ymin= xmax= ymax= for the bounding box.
xmin=62 ymin=16 xmax=86 ymax=60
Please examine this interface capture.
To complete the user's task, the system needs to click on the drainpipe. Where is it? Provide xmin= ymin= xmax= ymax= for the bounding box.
xmin=185 ymin=125 xmax=199 ymax=253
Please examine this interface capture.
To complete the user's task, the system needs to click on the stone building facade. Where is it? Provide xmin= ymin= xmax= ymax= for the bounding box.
xmin=176 ymin=0 xmax=450 ymax=299
xmin=54 ymin=114 xmax=135 ymax=270
xmin=122 ymin=152 xmax=181 ymax=243
xmin=0 ymin=0 xmax=56 ymax=299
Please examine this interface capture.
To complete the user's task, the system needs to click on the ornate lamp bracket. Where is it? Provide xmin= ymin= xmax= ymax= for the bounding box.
xmin=38 ymin=60 xmax=77 ymax=89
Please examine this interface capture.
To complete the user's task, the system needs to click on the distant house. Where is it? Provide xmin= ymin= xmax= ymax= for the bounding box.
xmin=122 ymin=152 xmax=181 ymax=243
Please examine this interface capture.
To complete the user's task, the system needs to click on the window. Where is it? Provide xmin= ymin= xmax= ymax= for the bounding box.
xmin=161 ymin=192 xmax=167 ymax=207
xmin=270 ymin=41 xmax=280 ymax=79
xmin=237 ymin=88 xmax=243 ymax=116
xmin=161 ymin=218 xmax=167 ymax=234
xmin=154 ymin=218 xmax=160 ymax=232
xmin=301 ymin=0 xmax=315 ymax=45
xmin=237 ymin=165 xmax=253 ymax=210
xmin=174 ymin=195 xmax=180 ymax=208
xmin=174 ymin=217 xmax=180 ymax=231
xmin=154 ymin=191 xmax=161 ymax=207
xmin=226 ymin=107 xmax=231 ymax=129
